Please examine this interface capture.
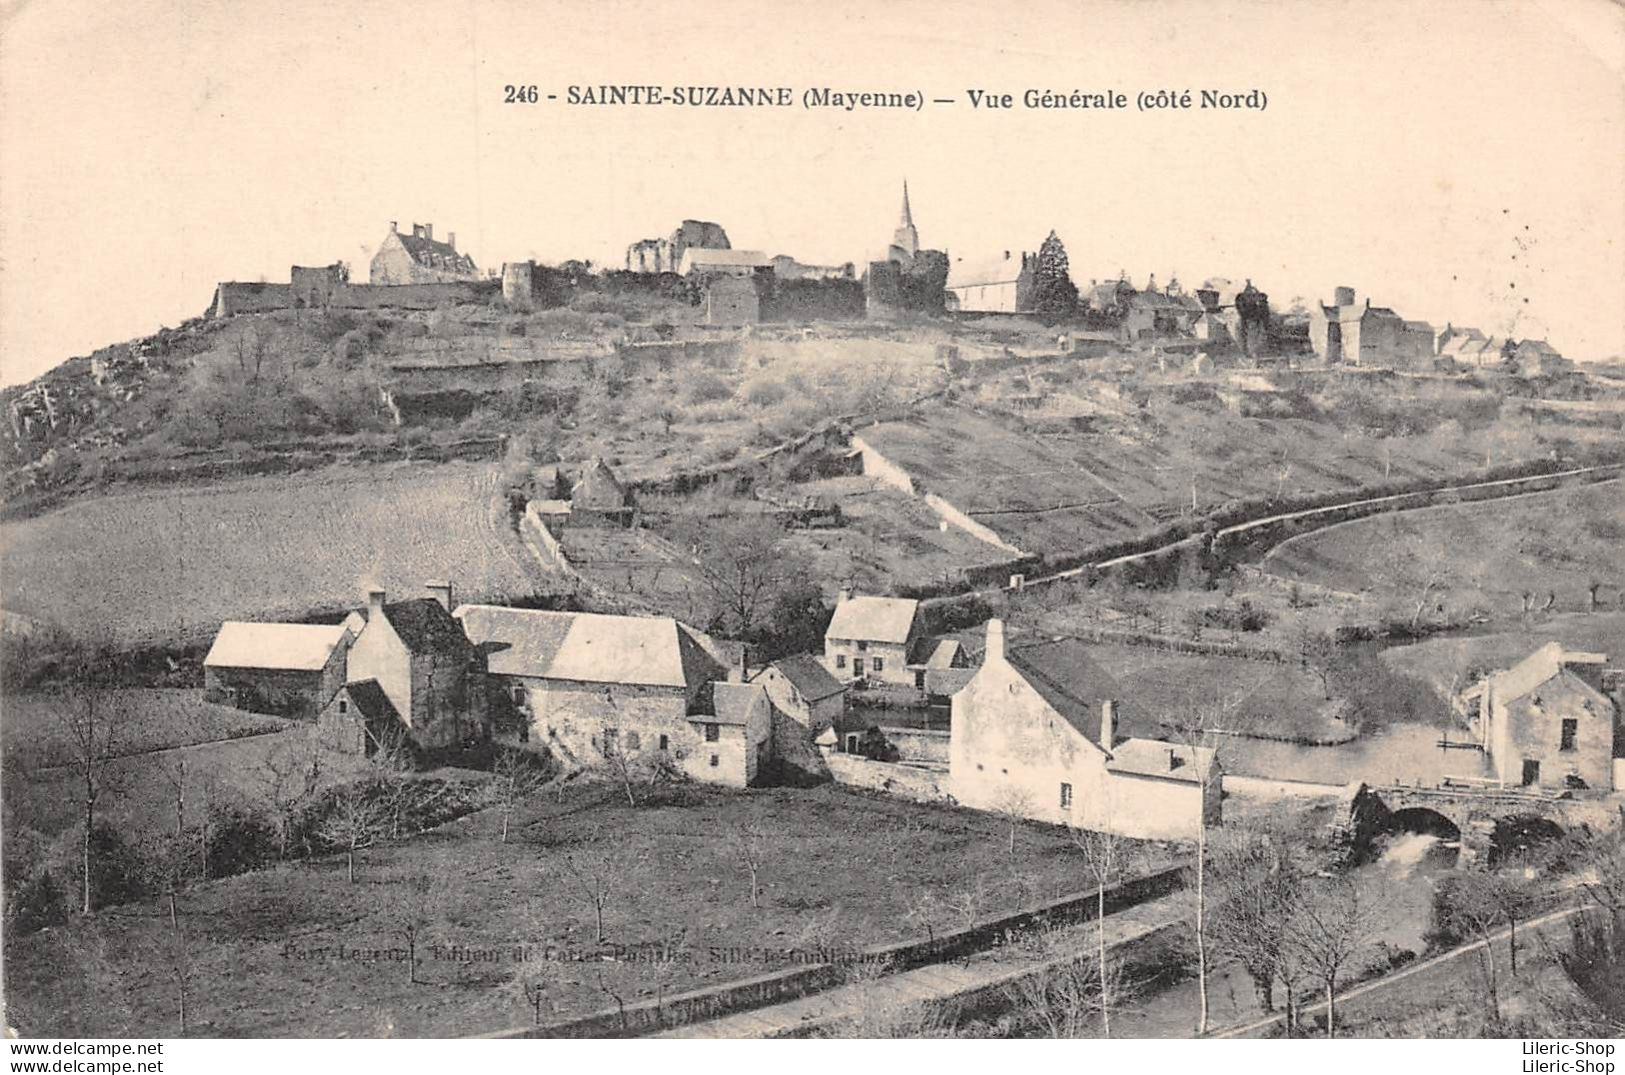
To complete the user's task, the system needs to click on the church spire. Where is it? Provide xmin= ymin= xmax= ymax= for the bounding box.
xmin=900 ymin=179 xmax=914 ymax=229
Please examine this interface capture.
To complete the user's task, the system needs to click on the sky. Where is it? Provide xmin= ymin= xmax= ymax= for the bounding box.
xmin=2 ymin=0 xmax=1622 ymax=386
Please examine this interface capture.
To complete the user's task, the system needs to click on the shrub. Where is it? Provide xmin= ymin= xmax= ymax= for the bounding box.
xmin=333 ymin=329 xmax=368 ymax=365
xmin=686 ymin=372 xmax=734 ymax=405
xmin=741 ymin=376 xmax=790 ymax=408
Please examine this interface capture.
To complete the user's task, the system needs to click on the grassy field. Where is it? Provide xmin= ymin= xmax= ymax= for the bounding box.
xmin=1 ymin=689 xmax=288 ymax=773
xmin=1263 ymin=480 xmax=1625 ymax=617
xmin=1381 ymin=612 xmax=1625 ymax=697
xmin=1 ymin=782 xmax=1164 ymax=1038
xmin=0 ymin=462 xmax=547 ymax=645
xmin=1081 ymin=643 xmax=1345 ymax=744
xmin=854 ymin=398 xmax=1500 ymax=553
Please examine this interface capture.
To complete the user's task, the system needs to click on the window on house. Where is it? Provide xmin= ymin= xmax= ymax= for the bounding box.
xmin=709 ymin=754 xmax=720 ymax=768
xmin=602 ymin=728 xmax=619 ymax=756
xmin=705 ymin=723 xmax=720 ymax=742
xmin=658 ymin=734 xmax=669 ymax=752
xmin=1560 ymin=719 xmax=1578 ymax=752
xmin=510 ymin=685 xmax=525 ymax=704
xmin=1060 ymin=783 xmax=1073 ymax=809
xmin=338 ymin=699 xmax=348 ymax=714
xmin=626 ymin=731 xmax=641 ymax=751
xmin=872 ymin=657 xmax=884 ymax=673
xmin=835 ymin=654 xmax=846 ymax=669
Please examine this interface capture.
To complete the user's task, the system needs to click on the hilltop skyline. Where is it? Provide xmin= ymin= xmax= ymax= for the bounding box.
xmin=3 ymin=0 xmax=1623 ymax=386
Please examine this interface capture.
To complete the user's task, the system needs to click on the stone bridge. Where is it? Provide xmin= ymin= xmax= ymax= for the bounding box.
xmin=1345 ymin=781 xmax=1621 ymax=866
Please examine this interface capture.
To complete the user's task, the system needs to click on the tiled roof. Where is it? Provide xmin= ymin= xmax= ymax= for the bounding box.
xmin=383 ymin=599 xmax=474 ymax=657
xmin=1004 ymin=637 xmax=1124 ymax=746
xmin=204 ymin=621 xmax=349 ymax=672
xmin=768 ymin=654 xmax=847 ymax=701
xmin=826 ymin=595 xmax=919 ymax=645
xmin=455 ymin=604 xmax=723 ymax=688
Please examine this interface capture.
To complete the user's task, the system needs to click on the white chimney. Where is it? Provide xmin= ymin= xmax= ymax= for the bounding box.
xmin=837 ymin=588 xmax=852 ymax=605
xmin=426 ymin=580 xmax=454 ymax=612
xmin=367 ymin=587 xmax=386 ymax=619
xmin=985 ymin=618 xmax=1006 ymax=663
xmin=388 ymin=220 xmax=397 ymax=233
xmin=447 ymin=231 xmax=456 ymax=251
xmin=1101 ymin=700 xmax=1117 ymax=751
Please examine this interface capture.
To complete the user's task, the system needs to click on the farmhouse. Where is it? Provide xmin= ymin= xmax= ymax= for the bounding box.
xmin=369 ymin=222 xmax=479 ymax=285
xmin=344 ymin=583 xmax=489 ymax=751
xmin=202 ymin=620 xmax=354 ymax=719
xmin=751 ymin=654 xmax=848 ymax=736
xmin=1459 ymin=642 xmax=1618 ymax=791
xmin=451 ymin=604 xmax=761 ymax=786
xmin=823 ymin=591 xmax=921 ymax=688
xmin=949 ymin=620 xmax=1221 ymax=840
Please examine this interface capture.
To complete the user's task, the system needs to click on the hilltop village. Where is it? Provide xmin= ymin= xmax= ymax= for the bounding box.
xmin=3 ymin=186 xmax=1624 ymax=1040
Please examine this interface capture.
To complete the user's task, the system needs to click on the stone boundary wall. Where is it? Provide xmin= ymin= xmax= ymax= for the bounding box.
xmin=210 ymin=279 xmax=493 ymax=318
xmin=521 ymin=502 xmax=571 ymax=570
xmin=877 ymin=726 xmax=951 ymax=765
xmin=485 ymin=863 xmax=1188 ymax=1039
xmin=823 ymin=752 xmax=950 ymax=803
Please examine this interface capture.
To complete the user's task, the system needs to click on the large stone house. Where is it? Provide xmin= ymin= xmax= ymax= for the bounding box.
xmin=344 ymin=584 xmax=489 ymax=751
xmin=203 ymin=620 xmax=356 ymax=718
xmin=752 ymin=654 xmax=848 ymax=737
xmin=949 ymin=620 xmax=1221 ymax=841
xmin=944 ymin=250 xmax=1035 ymax=313
xmin=1308 ymin=287 xmax=1410 ymax=366
xmin=1459 ymin=642 xmax=1617 ymax=791
xmin=369 ymin=222 xmax=479 ymax=285
xmin=452 ymin=604 xmax=761 ymax=786
xmin=823 ymin=591 xmax=921 ymax=688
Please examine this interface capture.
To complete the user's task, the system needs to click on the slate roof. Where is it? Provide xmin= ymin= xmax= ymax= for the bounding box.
xmin=768 ymin=654 xmax=847 ymax=701
xmin=454 ymin=604 xmax=722 ymax=688
xmin=204 ymin=621 xmax=350 ymax=672
xmin=701 ymin=682 xmax=767 ymax=726
xmin=826 ymin=595 xmax=919 ymax=645
xmin=394 ymin=229 xmax=476 ymax=273
xmin=947 ymin=252 xmax=1026 ymax=289
xmin=341 ymin=679 xmax=401 ymax=724
xmin=678 ymin=249 xmax=769 ymax=274
xmin=1489 ymin=642 xmax=1608 ymax=704
xmin=1106 ymin=738 xmax=1215 ymax=784
xmin=383 ymin=599 xmax=474 ymax=657
xmin=1004 ymin=637 xmax=1125 ymax=747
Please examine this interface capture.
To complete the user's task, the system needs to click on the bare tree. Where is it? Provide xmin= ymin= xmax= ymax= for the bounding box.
xmin=54 ymin=638 xmax=126 ymax=915
xmin=259 ymin=736 xmax=322 ymax=860
xmin=1208 ymin=826 xmax=1308 ymax=1033
xmin=316 ymin=784 xmax=383 ymax=884
xmin=1070 ymin=825 xmax=1132 ymax=1037
xmin=1429 ymin=868 xmax=1531 ymax=1031
xmin=1003 ymin=923 xmax=1115 ymax=1038
xmin=1163 ymin=682 xmax=1257 ymax=1035
xmin=368 ymin=725 xmax=418 ymax=840
xmin=989 ymin=785 xmax=1036 ymax=857
xmin=674 ymin=513 xmax=812 ymax=643
xmin=726 ymin=812 xmax=768 ymax=908
xmin=563 ymin=838 xmax=636 ymax=945
xmin=1288 ymin=875 xmax=1377 ymax=1038
xmin=492 ymin=748 xmax=548 ymax=844
xmin=387 ymin=860 xmax=457 ymax=985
